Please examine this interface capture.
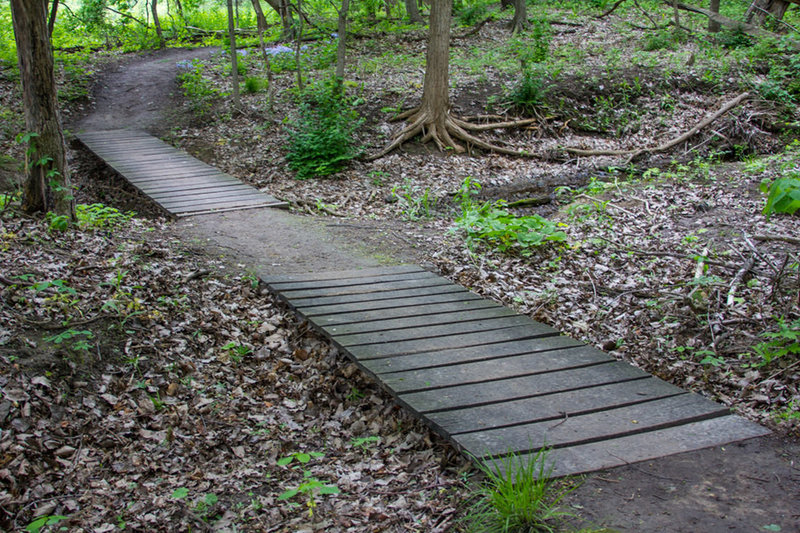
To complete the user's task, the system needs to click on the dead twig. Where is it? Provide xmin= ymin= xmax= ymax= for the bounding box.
xmin=726 ymin=254 xmax=756 ymax=306
xmin=753 ymin=234 xmax=800 ymax=246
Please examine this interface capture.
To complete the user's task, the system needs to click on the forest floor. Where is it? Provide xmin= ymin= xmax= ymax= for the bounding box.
xmin=2 ymin=5 xmax=800 ymax=532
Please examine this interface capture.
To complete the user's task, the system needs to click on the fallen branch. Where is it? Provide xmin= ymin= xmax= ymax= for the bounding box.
xmin=564 ymin=92 xmax=751 ymax=160
xmin=596 ymin=0 xmax=628 ymax=19
xmin=506 ymin=196 xmax=552 ymax=207
xmin=753 ymin=234 xmax=800 ymax=246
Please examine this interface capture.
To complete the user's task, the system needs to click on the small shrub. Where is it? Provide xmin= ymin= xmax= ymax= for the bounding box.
xmin=752 ymin=317 xmax=800 ymax=367
xmin=177 ymin=59 xmax=222 ymax=118
xmin=285 ymin=78 xmax=362 ymax=179
xmin=506 ymin=65 xmax=549 ymax=114
xmin=457 ymin=3 xmax=488 ymax=26
xmin=243 ymin=76 xmax=267 ymax=93
xmin=642 ymin=30 xmax=680 ymax=52
xmin=76 ymin=203 xmax=135 ymax=230
xmin=462 ymin=447 xmax=575 ymax=533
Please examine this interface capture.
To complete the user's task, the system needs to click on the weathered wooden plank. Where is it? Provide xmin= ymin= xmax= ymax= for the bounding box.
xmin=143 ymin=182 xmax=250 ymax=197
xmin=279 ymin=276 xmax=453 ymax=300
xmin=380 ymin=344 xmax=611 ymax=393
xmin=322 ymin=305 xmax=515 ymax=335
xmin=399 ymin=361 xmax=648 ymax=413
xmin=126 ymin=171 xmax=239 ymax=189
xmin=362 ymin=335 xmax=584 ymax=375
xmin=455 ymin=393 xmax=729 ymax=458
xmin=107 ymin=161 xmax=210 ymax=175
xmin=154 ymin=187 xmax=266 ymax=204
xmin=312 ymin=298 xmax=503 ymax=327
xmin=165 ymin=195 xmax=276 ymax=212
xmin=298 ymin=289 xmax=482 ymax=317
xmin=334 ymin=314 xmax=538 ymax=347
xmin=541 ymin=416 xmax=770 ymax=478
xmin=268 ymin=270 xmax=437 ymax=291
xmin=261 ymin=265 xmax=425 ymax=284
xmin=288 ymin=284 xmax=471 ymax=309
xmin=428 ymin=378 xmax=683 ymax=434
xmin=347 ymin=323 xmax=560 ymax=360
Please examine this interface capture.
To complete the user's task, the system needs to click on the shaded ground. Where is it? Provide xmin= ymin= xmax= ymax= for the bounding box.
xmin=66 ymin=44 xmax=800 ymax=532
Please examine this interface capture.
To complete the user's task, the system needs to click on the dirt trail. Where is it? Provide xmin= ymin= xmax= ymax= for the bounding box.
xmin=77 ymin=48 xmax=800 ymax=533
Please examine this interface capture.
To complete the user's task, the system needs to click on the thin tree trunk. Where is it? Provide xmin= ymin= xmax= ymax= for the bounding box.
xmin=152 ymin=0 xmax=164 ymax=47
xmin=10 ymin=0 xmax=73 ymax=217
xmin=294 ymin=0 xmax=303 ymax=89
xmin=251 ymin=0 xmax=268 ymax=35
xmin=174 ymin=0 xmax=186 ymax=23
xmin=404 ymin=0 xmax=424 ymax=24
xmin=252 ymin=0 xmax=274 ymax=112
xmin=227 ymin=0 xmax=241 ymax=108
xmin=709 ymin=0 xmax=720 ymax=32
xmin=264 ymin=0 xmax=293 ymax=38
xmin=335 ymin=0 xmax=350 ymax=84
xmin=47 ymin=0 xmax=58 ymax=37
xmin=510 ymin=0 xmax=528 ymax=33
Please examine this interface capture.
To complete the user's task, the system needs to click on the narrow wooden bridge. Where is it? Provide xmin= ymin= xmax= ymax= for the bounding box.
xmin=77 ymin=130 xmax=286 ymax=217
xmin=263 ymin=264 xmax=769 ymax=477
xmin=77 ymin=129 xmax=768 ymax=476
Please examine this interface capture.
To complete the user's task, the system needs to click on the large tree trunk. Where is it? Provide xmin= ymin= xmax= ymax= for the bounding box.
xmin=10 ymin=0 xmax=73 ymax=217
xmin=510 ymin=0 xmax=528 ymax=33
xmin=746 ymin=0 xmax=795 ymax=27
xmin=404 ymin=0 xmax=424 ymax=24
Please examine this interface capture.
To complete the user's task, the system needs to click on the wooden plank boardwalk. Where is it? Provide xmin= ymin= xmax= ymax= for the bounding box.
xmin=76 ymin=130 xmax=286 ymax=217
xmin=262 ymin=264 xmax=769 ymax=477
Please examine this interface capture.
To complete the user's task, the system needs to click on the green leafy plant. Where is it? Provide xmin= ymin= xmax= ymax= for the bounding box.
xmin=177 ymin=59 xmax=222 ymax=118
xmin=278 ymin=470 xmax=341 ymax=517
xmin=391 ymin=178 xmax=437 ymax=220
xmin=76 ymin=203 xmax=135 ymax=230
xmin=505 ymin=64 xmax=549 ymax=115
xmin=761 ymin=173 xmax=800 ymax=220
xmin=752 ymin=316 xmax=800 ymax=367
xmin=44 ymin=329 xmax=94 ymax=356
xmin=243 ymin=76 xmax=267 ymax=93
xmin=351 ymin=435 xmax=380 ymax=452
xmin=277 ymin=451 xmax=325 ymax=467
xmin=285 ymin=78 xmax=363 ymax=179
xmin=454 ymin=178 xmax=567 ymax=256
xmin=221 ymin=341 xmax=251 ymax=362
xmin=462 ymin=447 xmax=575 ymax=533
xmin=25 ymin=514 xmax=68 ymax=533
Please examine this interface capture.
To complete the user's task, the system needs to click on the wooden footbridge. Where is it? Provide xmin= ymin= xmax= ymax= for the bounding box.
xmin=79 ymin=130 xmax=768 ymax=477
xmin=77 ymin=130 xmax=286 ymax=216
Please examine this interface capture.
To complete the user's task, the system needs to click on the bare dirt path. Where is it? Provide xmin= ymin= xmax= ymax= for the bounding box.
xmin=76 ymin=47 xmax=800 ymax=532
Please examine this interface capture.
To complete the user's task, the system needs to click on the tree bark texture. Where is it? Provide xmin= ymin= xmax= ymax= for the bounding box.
xmin=151 ymin=0 xmax=164 ymax=47
xmin=335 ymin=0 xmax=351 ymax=82
xmin=10 ymin=0 xmax=73 ymax=216
xmin=510 ymin=0 xmax=529 ymax=33
xmin=264 ymin=0 xmax=293 ymax=37
xmin=404 ymin=0 xmax=424 ymax=24
xmin=746 ymin=0 xmax=796 ymax=27
xmin=47 ymin=0 xmax=58 ymax=37
xmin=709 ymin=0 xmax=720 ymax=32
xmin=251 ymin=0 xmax=269 ymax=36
xmin=227 ymin=0 xmax=240 ymax=108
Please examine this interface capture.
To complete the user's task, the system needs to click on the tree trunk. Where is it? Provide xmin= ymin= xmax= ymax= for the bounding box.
xmin=404 ymin=0 xmax=424 ymax=24
xmin=335 ymin=0 xmax=351 ymax=83
xmin=294 ymin=0 xmax=304 ymax=89
xmin=151 ymin=0 xmax=164 ymax=47
xmin=251 ymin=0 xmax=268 ymax=36
xmin=746 ymin=0 xmax=793 ymax=27
xmin=510 ymin=0 xmax=528 ymax=33
xmin=264 ymin=0 xmax=293 ymax=38
xmin=47 ymin=0 xmax=58 ymax=37
xmin=10 ymin=0 xmax=73 ymax=217
xmin=708 ymin=0 xmax=720 ymax=32
xmin=418 ymin=0 xmax=452 ymax=144
xmin=227 ymin=0 xmax=240 ymax=108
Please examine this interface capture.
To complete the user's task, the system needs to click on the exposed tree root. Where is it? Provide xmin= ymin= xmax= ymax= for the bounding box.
xmin=563 ymin=92 xmax=751 ymax=161
xmin=368 ymin=108 xmax=543 ymax=160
